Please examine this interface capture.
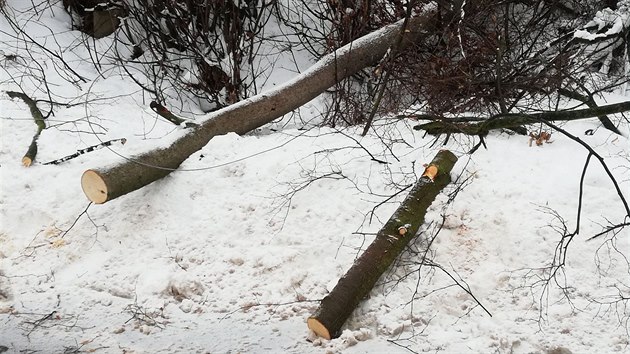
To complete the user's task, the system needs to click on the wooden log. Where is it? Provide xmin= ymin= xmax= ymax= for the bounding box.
xmin=307 ymin=150 xmax=458 ymax=339
xmin=7 ymin=91 xmax=46 ymax=167
xmin=81 ymin=13 xmax=439 ymax=204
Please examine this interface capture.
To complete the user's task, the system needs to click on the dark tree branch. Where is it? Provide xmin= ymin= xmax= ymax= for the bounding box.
xmin=413 ymin=101 xmax=630 ymax=136
xmin=557 ymin=87 xmax=622 ymax=135
xmin=7 ymin=90 xmax=47 ymax=166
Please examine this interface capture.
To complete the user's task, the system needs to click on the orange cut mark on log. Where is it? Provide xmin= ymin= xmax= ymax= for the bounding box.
xmin=422 ymin=165 xmax=438 ymax=181
xmin=307 ymin=318 xmax=331 ymax=340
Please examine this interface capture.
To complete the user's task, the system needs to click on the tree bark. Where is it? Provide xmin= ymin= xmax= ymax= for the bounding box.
xmin=307 ymin=150 xmax=458 ymax=340
xmin=413 ymin=101 xmax=630 ymax=136
xmin=7 ymin=91 xmax=46 ymax=167
xmin=81 ymin=13 xmax=439 ymax=204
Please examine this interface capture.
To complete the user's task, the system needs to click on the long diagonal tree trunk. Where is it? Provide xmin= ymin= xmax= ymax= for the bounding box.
xmin=307 ymin=150 xmax=458 ymax=339
xmin=81 ymin=13 xmax=439 ymax=204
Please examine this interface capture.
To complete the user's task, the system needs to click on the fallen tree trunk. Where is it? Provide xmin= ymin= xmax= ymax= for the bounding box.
xmin=413 ymin=101 xmax=630 ymax=136
xmin=307 ymin=150 xmax=458 ymax=340
xmin=81 ymin=13 xmax=439 ymax=204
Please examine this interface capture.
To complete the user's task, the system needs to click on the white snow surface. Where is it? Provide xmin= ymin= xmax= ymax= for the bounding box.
xmin=1 ymin=2 xmax=630 ymax=354
xmin=574 ymin=1 xmax=630 ymax=41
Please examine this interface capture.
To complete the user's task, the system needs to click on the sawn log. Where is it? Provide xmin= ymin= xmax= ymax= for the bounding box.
xmin=307 ymin=150 xmax=458 ymax=339
xmin=81 ymin=13 xmax=438 ymax=204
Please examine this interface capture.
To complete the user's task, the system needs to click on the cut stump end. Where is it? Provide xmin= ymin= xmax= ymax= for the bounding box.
xmin=81 ymin=170 xmax=109 ymax=204
xmin=22 ymin=157 xmax=33 ymax=167
xmin=307 ymin=317 xmax=331 ymax=340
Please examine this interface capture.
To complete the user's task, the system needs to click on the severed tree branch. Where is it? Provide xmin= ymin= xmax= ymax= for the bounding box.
xmin=412 ymin=101 xmax=630 ymax=136
xmin=7 ymin=91 xmax=47 ymax=166
xmin=43 ymin=138 xmax=127 ymax=165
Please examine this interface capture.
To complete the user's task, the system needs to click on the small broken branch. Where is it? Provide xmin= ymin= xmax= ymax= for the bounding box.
xmin=149 ymin=101 xmax=198 ymax=128
xmin=307 ymin=150 xmax=458 ymax=339
xmin=413 ymin=101 xmax=630 ymax=136
xmin=7 ymin=91 xmax=47 ymax=166
xmin=43 ymin=138 xmax=127 ymax=165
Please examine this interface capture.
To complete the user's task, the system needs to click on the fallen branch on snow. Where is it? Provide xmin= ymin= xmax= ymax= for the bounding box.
xmin=412 ymin=101 xmax=630 ymax=136
xmin=7 ymin=91 xmax=47 ymax=166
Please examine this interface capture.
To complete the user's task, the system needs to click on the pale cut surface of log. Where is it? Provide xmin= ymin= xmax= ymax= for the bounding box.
xmin=81 ymin=13 xmax=439 ymax=204
xmin=307 ymin=150 xmax=458 ymax=339
xmin=81 ymin=170 xmax=109 ymax=204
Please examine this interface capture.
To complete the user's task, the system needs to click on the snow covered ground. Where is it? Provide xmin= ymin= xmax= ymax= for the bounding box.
xmin=1 ymin=2 xmax=630 ymax=353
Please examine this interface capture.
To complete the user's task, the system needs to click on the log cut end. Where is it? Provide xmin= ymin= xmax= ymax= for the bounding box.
xmin=22 ymin=156 xmax=33 ymax=167
xmin=307 ymin=317 xmax=332 ymax=340
xmin=81 ymin=170 xmax=109 ymax=204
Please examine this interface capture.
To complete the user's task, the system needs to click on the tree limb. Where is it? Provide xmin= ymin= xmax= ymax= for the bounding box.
xmin=7 ymin=91 xmax=47 ymax=166
xmin=413 ymin=101 xmax=630 ymax=136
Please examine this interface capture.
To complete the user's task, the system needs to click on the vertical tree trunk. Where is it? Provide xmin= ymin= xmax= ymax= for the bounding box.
xmin=307 ymin=150 xmax=458 ymax=339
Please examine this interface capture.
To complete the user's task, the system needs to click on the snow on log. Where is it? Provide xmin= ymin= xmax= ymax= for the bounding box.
xmin=307 ymin=150 xmax=458 ymax=340
xmin=81 ymin=13 xmax=438 ymax=204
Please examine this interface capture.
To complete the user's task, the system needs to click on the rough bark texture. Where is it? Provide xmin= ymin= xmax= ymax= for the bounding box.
xmin=7 ymin=91 xmax=46 ymax=167
xmin=307 ymin=150 xmax=458 ymax=340
xmin=414 ymin=101 xmax=630 ymax=136
xmin=82 ymin=13 xmax=438 ymax=204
